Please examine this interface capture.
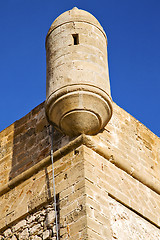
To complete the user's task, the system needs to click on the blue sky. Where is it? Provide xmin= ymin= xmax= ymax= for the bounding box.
xmin=0 ymin=0 xmax=160 ymax=136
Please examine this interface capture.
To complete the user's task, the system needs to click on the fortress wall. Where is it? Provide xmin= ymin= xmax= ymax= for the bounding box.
xmin=0 ymin=101 xmax=160 ymax=239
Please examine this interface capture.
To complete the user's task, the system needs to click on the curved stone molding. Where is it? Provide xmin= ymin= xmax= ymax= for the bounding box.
xmin=45 ymin=7 xmax=112 ymax=136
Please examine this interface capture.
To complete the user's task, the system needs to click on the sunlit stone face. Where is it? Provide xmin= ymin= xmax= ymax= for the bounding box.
xmin=45 ymin=7 xmax=112 ymax=136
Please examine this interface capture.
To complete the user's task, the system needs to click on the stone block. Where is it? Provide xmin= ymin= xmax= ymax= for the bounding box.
xmin=3 ymin=228 xmax=12 ymax=237
xmin=12 ymin=220 xmax=26 ymax=232
xmin=43 ymin=229 xmax=51 ymax=240
xmin=18 ymin=228 xmax=29 ymax=240
xmin=29 ymin=224 xmax=41 ymax=235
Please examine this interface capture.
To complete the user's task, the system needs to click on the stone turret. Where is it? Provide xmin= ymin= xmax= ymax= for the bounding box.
xmin=1 ymin=8 xmax=160 ymax=239
xmin=45 ymin=7 xmax=112 ymax=136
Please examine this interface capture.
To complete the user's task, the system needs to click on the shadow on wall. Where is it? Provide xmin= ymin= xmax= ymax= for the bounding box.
xmin=9 ymin=102 xmax=64 ymax=180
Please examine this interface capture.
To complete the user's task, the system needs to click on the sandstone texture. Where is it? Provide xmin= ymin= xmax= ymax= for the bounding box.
xmin=45 ymin=7 xmax=112 ymax=136
xmin=1 ymin=7 xmax=160 ymax=240
xmin=0 ymin=101 xmax=160 ymax=239
xmin=109 ymin=196 xmax=160 ymax=240
xmin=0 ymin=202 xmax=56 ymax=240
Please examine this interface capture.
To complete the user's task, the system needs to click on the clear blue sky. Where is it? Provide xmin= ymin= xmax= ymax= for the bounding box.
xmin=0 ymin=0 xmax=160 ymax=136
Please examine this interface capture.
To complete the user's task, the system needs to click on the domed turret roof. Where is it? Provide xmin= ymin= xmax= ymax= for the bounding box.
xmin=46 ymin=7 xmax=105 ymax=39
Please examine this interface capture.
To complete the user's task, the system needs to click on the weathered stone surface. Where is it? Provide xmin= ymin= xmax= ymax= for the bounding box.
xmin=12 ymin=220 xmax=26 ymax=232
xmin=42 ymin=229 xmax=51 ymax=239
xmin=3 ymin=228 xmax=12 ymax=237
xmin=83 ymin=145 xmax=160 ymax=227
xmin=31 ymin=236 xmax=42 ymax=240
xmin=1 ymin=7 xmax=160 ymax=240
xmin=29 ymin=224 xmax=42 ymax=235
xmin=1 ymin=101 xmax=160 ymax=238
xmin=19 ymin=228 xmax=29 ymax=240
xmin=45 ymin=7 xmax=112 ymax=136
xmin=0 ymin=100 xmax=160 ymax=239
xmin=109 ymin=196 xmax=160 ymax=240
xmin=0 ymin=146 xmax=87 ymax=239
xmin=0 ymin=102 xmax=69 ymax=183
xmin=44 ymin=210 xmax=55 ymax=227
xmin=10 ymin=235 xmax=17 ymax=240
xmin=0 ymin=202 xmax=56 ymax=240
xmin=0 ymin=124 xmax=14 ymax=186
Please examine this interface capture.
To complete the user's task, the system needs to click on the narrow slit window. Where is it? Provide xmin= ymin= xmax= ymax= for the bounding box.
xmin=72 ymin=34 xmax=79 ymax=45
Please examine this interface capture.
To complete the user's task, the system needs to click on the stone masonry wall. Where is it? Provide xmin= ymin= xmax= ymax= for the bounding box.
xmin=0 ymin=144 xmax=88 ymax=239
xmin=104 ymin=102 xmax=160 ymax=185
xmin=0 ymin=102 xmax=70 ymax=185
xmin=83 ymin=145 xmax=160 ymax=238
xmin=0 ymin=201 xmax=56 ymax=240
xmin=9 ymin=101 xmax=67 ymax=180
xmin=0 ymin=101 xmax=160 ymax=239
xmin=108 ymin=196 xmax=160 ymax=240
xmin=1 ymin=194 xmax=160 ymax=240
xmin=1 ymin=143 xmax=160 ymax=239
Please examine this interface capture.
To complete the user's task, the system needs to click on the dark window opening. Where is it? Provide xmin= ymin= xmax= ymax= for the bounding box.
xmin=72 ymin=34 xmax=79 ymax=45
